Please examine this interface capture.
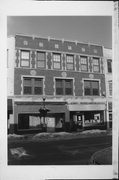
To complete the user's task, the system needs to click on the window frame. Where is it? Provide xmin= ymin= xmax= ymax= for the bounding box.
xmin=20 ymin=50 xmax=30 ymax=68
xmin=108 ymin=80 xmax=112 ymax=97
xmin=107 ymin=59 xmax=112 ymax=73
xmin=55 ymin=78 xmax=74 ymax=96
xmin=80 ymin=56 xmax=88 ymax=72
xmin=53 ymin=53 xmax=61 ymax=70
xmin=93 ymin=57 xmax=100 ymax=73
xmin=22 ymin=76 xmax=44 ymax=95
xmin=83 ymin=79 xmax=100 ymax=96
xmin=37 ymin=51 xmax=46 ymax=69
xmin=66 ymin=54 xmax=74 ymax=70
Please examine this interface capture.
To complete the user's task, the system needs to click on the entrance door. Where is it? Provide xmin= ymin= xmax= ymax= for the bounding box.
xmin=77 ymin=115 xmax=83 ymax=128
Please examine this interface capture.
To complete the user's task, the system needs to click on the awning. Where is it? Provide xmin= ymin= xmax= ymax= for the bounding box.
xmin=68 ymin=104 xmax=105 ymax=111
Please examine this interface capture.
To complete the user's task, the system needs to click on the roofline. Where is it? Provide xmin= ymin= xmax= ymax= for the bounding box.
xmin=8 ymin=33 xmax=104 ymax=47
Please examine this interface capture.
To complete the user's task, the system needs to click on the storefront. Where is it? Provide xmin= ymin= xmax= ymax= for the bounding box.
xmin=18 ymin=113 xmax=65 ymax=133
xmin=11 ymin=100 xmax=68 ymax=134
xmin=68 ymin=103 xmax=106 ymax=130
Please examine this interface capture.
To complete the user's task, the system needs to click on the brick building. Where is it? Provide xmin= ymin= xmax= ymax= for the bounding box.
xmin=7 ymin=34 xmax=107 ymax=134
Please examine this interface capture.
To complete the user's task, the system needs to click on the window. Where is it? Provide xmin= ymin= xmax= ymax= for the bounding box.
xmin=108 ymin=102 xmax=112 ymax=121
xmin=23 ymin=77 xmax=43 ymax=95
xmin=53 ymin=53 xmax=61 ymax=69
xmin=21 ymin=50 xmax=30 ymax=67
xmin=93 ymin=58 xmax=100 ymax=72
xmin=56 ymin=79 xmax=73 ymax=95
xmin=84 ymin=80 xmax=99 ymax=96
xmin=66 ymin=55 xmax=74 ymax=70
xmin=18 ymin=114 xmax=42 ymax=130
xmin=107 ymin=59 xmax=112 ymax=73
xmin=80 ymin=56 xmax=88 ymax=71
xmin=108 ymin=81 xmax=112 ymax=96
xmin=37 ymin=52 xmax=46 ymax=68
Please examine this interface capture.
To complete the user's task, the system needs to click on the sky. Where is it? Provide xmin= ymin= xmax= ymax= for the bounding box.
xmin=7 ymin=16 xmax=112 ymax=48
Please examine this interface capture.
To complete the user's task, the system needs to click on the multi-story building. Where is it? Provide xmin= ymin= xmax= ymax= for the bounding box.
xmin=7 ymin=34 xmax=107 ymax=134
xmin=103 ymin=48 xmax=112 ymax=128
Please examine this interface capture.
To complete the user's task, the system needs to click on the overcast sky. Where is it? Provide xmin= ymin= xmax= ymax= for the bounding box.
xmin=7 ymin=16 xmax=112 ymax=48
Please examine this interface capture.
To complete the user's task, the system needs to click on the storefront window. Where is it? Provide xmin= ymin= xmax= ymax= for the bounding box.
xmin=83 ymin=111 xmax=103 ymax=126
xmin=18 ymin=114 xmax=45 ymax=130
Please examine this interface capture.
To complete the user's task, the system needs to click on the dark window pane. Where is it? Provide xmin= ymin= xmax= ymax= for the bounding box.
xmin=24 ymin=87 xmax=32 ymax=94
xmin=107 ymin=60 xmax=112 ymax=73
xmin=65 ymin=79 xmax=73 ymax=95
xmin=65 ymin=88 xmax=72 ymax=95
xmin=92 ymin=81 xmax=99 ymax=95
xmin=93 ymin=89 xmax=99 ymax=95
xmin=18 ymin=114 xmax=29 ymax=129
xmin=85 ymin=88 xmax=91 ymax=95
xmin=56 ymin=88 xmax=63 ymax=95
xmin=34 ymin=87 xmax=42 ymax=95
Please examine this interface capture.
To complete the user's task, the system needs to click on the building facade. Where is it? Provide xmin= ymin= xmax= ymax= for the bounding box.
xmin=103 ymin=48 xmax=112 ymax=128
xmin=7 ymin=34 xmax=107 ymax=134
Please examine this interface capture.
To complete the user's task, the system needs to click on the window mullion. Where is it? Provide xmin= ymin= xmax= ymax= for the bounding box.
xmin=90 ymin=81 xmax=93 ymax=95
xmin=63 ymin=79 xmax=65 ymax=95
xmin=32 ymin=78 xmax=34 ymax=95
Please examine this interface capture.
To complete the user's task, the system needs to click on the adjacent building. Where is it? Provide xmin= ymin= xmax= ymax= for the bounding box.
xmin=7 ymin=34 xmax=107 ymax=134
xmin=103 ymin=48 xmax=112 ymax=128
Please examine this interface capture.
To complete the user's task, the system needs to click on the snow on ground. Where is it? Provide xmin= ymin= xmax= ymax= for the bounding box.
xmin=8 ymin=134 xmax=25 ymax=139
xmin=80 ymin=129 xmax=107 ymax=134
xmin=32 ymin=132 xmax=71 ymax=140
xmin=9 ymin=147 xmax=31 ymax=159
xmin=8 ymin=129 xmax=111 ymax=142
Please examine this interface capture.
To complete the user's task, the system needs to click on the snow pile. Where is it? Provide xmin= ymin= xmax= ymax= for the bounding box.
xmin=32 ymin=132 xmax=71 ymax=140
xmin=10 ymin=147 xmax=31 ymax=159
xmin=8 ymin=134 xmax=25 ymax=140
xmin=80 ymin=129 xmax=106 ymax=135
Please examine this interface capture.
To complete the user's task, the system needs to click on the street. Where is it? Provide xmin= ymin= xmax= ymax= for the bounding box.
xmin=8 ymin=134 xmax=112 ymax=165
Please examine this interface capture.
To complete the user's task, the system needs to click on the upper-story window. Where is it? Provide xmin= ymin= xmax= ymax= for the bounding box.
xmin=66 ymin=55 xmax=74 ymax=70
xmin=80 ymin=56 xmax=88 ymax=72
xmin=37 ymin=52 xmax=46 ymax=68
xmin=84 ymin=80 xmax=99 ymax=96
xmin=55 ymin=79 xmax=73 ymax=95
xmin=93 ymin=57 xmax=100 ymax=72
xmin=108 ymin=80 xmax=112 ymax=96
xmin=23 ymin=77 xmax=43 ymax=95
xmin=107 ymin=59 xmax=112 ymax=73
xmin=53 ymin=53 xmax=61 ymax=70
xmin=20 ymin=50 xmax=30 ymax=67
